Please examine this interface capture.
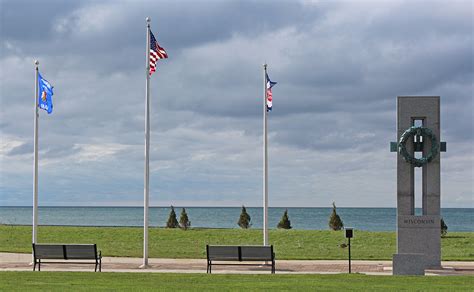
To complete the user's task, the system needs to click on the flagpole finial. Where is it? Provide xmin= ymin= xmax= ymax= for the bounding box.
xmin=34 ymin=60 xmax=39 ymax=66
xmin=263 ymin=63 xmax=267 ymax=69
xmin=146 ymin=17 xmax=151 ymax=23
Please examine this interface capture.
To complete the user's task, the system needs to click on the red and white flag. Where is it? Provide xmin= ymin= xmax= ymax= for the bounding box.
xmin=266 ymin=73 xmax=276 ymax=111
xmin=149 ymin=30 xmax=168 ymax=75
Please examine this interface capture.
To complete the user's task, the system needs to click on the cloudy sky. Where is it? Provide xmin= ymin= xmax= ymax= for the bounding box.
xmin=0 ymin=0 xmax=472 ymax=208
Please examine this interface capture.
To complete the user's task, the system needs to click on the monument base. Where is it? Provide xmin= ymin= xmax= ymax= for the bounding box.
xmin=397 ymin=215 xmax=441 ymax=269
xmin=393 ymin=253 xmax=425 ymax=275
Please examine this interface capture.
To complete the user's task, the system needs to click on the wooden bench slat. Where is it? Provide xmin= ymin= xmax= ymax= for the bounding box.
xmin=240 ymin=246 xmax=273 ymax=261
xmin=207 ymin=246 xmax=240 ymax=261
xmin=65 ymin=245 xmax=97 ymax=259
xmin=33 ymin=245 xmax=64 ymax=259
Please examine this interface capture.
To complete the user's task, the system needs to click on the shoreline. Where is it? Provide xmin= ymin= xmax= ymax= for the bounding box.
xmin=2 ymin=207 xmax=472 ymax=232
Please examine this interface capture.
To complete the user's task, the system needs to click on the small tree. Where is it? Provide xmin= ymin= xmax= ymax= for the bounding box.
xmin=277 ymin=209 xmax=292 ymax=229
xmin=441 ymin=217 xmax=448 ymax=237
xmin=166 ymin=206 xmax=179 ymax=228
xmin=237 ymin=206 xmax=251 ymax=229
xmin=328 ymin=202 xmax=344 ymax=231
xmin=179 ymin=208 xmax=191 ymax=230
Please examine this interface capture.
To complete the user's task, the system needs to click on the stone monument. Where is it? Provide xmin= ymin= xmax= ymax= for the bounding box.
xmin=390 ymin=96 xmax=446 ymax=275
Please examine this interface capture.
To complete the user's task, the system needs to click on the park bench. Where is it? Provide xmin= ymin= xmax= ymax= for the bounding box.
xmin=32 ymin=243 xmax=102 ymax=272
xmin=206 ymin=245 xmax=275 ymax=274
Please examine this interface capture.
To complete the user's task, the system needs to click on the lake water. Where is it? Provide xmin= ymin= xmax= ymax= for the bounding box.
xmin=0 ymin=207 xmax=472 ymax=231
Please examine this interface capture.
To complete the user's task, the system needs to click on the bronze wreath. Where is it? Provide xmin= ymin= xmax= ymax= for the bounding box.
xmin=398 ymin=126 xmax=439 ymax=167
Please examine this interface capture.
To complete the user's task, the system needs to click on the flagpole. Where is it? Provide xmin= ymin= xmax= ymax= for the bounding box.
xmin=33 ymin=60 xmax=39 ymax=247
xmin=141 ymin=17 xmax=151 ymax=268
xmin=263 ymin=64 xmax=269 ymax=246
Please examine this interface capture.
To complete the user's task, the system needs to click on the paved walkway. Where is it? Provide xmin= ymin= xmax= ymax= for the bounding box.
xmin=1 ymin=253 xmax=473 ymax=275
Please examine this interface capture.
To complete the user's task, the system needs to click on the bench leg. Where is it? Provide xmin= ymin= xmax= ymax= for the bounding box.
xmin=99 ymin=258 xmax=102 ymax=272
xmin=33 ymin=260 xmax=36 ymax=271
xmin=38 ymin=260 xmax=41 ymax=272
xmin=209 ymin=261 xmax=212 ymax=274
xmin=272 ymin=260 xmax=275 ymax=274
xmin=95 ymin=262 xmax=97 ymax=272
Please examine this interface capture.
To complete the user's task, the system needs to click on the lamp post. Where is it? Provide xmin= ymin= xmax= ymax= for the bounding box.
xmin=344 ymin=227 xmax=353 ymax=273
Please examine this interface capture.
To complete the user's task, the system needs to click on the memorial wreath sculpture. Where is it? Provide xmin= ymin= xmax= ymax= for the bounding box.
xmin=398 ymin=126 xmax=439 ymax=167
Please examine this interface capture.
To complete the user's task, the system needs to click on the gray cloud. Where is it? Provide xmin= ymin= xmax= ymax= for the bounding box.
xmin=0 ymin=0 xmax=472 ymax=207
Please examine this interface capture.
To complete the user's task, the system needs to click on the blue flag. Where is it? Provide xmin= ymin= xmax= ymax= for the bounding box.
xmin=38 ymin=72 xmax=53 ymax=114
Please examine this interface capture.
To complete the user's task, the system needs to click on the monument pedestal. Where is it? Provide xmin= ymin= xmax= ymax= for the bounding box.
xmin=396 ymin=215 xmax=441 ymax=270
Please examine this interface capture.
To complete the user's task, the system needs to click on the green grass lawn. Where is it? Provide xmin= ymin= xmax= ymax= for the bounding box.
xmin=0 ymin=225 xmax=472 ymax=260
xmin=0 ymin=272 xmax=472 ymax=291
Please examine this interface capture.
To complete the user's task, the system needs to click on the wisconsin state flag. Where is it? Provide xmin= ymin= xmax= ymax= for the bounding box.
xmin=38 ymin=72 xmax=53 ymax=114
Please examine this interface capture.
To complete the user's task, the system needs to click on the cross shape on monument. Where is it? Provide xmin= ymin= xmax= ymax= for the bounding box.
xmin=390 ymin=139 xmax=446 ymax=154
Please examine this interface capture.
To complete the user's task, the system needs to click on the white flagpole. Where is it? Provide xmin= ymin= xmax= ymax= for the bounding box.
xmin=263 ymin=64 xmax=269 ymax=246
xmin=33 ymin=60 xmax=39 ymax=246
xmin=141 ymin=17 xmax=151 ymax=268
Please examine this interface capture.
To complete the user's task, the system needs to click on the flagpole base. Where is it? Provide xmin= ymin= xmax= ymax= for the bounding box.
xmin=139 ymin=264 xmax=151 ymax=269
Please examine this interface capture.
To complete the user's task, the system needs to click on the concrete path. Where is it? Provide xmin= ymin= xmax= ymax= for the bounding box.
xmin=1 ymin=253 xmax=473 ymax=275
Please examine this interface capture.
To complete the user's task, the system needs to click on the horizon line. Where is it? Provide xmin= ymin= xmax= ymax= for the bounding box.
xmin=1 ymin=205 xmax=471 ymax=209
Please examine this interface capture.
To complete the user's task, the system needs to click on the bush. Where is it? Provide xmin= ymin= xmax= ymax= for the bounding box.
xmin=166 ymin=206 xmax=179 ymax=228
xmin=441 ymin=217 xmax=448 ymax=237
xmin=237 ymin=206 xmax=251 ymax=229
xmin=179 ymin=208 xmax=191 ymax=230
xmin=328 ymin=202 xmax=344 ymax=231
xmin=277 ymin=209 xmax=292 ymax=229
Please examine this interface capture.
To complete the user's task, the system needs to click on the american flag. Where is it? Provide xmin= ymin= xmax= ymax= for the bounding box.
xmin=266 ymin=73 xmax=276 ymax=111
xmin=149 ymin=30 xmax=168 ymax=75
